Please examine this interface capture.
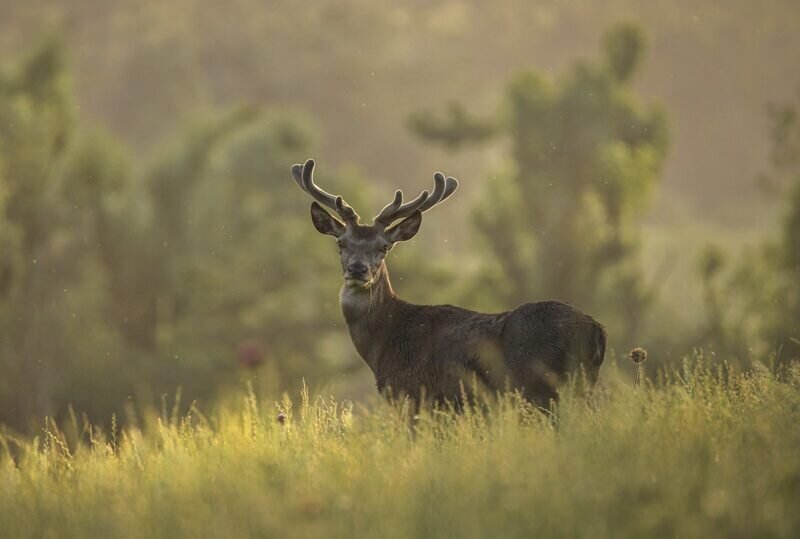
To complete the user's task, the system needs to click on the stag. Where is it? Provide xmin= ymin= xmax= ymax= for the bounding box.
xmin=292 ymin=159 xmax=606 ymax=408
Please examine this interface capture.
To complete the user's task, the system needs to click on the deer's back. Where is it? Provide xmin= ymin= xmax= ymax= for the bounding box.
xmin=358 ymin=299 xmax=605 ymax=407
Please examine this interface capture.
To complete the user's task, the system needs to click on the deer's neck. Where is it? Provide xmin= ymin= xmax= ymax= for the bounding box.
xmin=339 ymin=263 xmax=403 ymax=371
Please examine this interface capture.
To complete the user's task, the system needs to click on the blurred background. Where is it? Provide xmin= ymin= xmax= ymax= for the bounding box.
xmin=0 ymin=0 xmax=799 ymax=432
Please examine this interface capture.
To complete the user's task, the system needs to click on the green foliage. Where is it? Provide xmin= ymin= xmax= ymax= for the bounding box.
xmin=408 ymin=101 xmax=497 ymax=151
xmin=0 ymin=360 xmax=798 ymax=538
xmin=0 ymin=36 xmax=78 ymax=424
xmin=696 ymin=97 xmax=800 ymax=364
xmin=0 ymin=40 xmax=374 ymax=431
xmin=412 ymin=23 xmax=668 ymax=349
xmin=752 ymin=99 xmax=800 ymax=362
xmin=602 ymin=22 xmax=645 ymax=83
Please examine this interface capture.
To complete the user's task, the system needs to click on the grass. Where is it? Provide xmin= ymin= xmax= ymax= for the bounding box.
xmin=1 ymin=358 xmax=799 ymax=539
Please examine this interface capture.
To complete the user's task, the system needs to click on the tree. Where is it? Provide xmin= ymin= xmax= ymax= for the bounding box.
xmin=0 ymin=38 xmax=366 ymax=430
xmin=411 ymin=23 xmax=668 ymax=346
xmin=694 ymin=95 xmax=800 ymax=366
xmin=0 ymin=36 xmax=77 ymax=424
xmin=751 ymin=97 xmax=800 ymax=363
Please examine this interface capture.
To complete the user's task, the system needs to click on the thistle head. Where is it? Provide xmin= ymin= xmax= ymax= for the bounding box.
xmin=630 ymin=347 xmax=648 ymax=364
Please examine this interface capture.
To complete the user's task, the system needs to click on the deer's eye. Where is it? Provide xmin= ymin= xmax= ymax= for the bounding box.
xmin=381 ymin=245 xmax=390 ymax=254
xmin=336 ymin=241 xmax=345 ymax=250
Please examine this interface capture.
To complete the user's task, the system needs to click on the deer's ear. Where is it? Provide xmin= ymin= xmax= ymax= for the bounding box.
xmin=385 ymin=211 xmax=422 ymax=243
xmin=310 ymin=202 xmax=345 ymax=237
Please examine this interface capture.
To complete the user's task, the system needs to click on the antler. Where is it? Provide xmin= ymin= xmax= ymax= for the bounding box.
xmin=374 ymin=172 xmax=459 ymax=226
xmin=291 ymin=159 xmax=360 ymax=224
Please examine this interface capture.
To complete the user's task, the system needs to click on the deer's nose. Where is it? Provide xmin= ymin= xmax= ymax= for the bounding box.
xmin=347 ymin=262 xmax=368 ymax=276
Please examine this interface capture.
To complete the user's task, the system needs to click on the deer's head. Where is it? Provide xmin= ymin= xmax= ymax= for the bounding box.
xmin=292 ymin=159 xmax=458 ymax=289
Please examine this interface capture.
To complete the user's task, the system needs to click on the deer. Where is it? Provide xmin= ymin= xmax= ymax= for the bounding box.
xmin=292 ymin=159 xmax=606 ymax=409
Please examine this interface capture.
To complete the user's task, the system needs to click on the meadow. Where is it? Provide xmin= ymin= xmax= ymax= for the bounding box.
xmin=1 ymin=357 xmax=798 ymax=539
xmin=1 ymin=3 xmax=799 ymax=538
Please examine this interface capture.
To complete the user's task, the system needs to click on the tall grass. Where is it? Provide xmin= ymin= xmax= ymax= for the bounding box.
xmin=1 ymin=358 xmax=799 ymax=539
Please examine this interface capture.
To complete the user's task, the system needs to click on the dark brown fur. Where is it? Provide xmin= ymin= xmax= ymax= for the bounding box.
xmin=340 ymin=263 xmax=605 ymax=408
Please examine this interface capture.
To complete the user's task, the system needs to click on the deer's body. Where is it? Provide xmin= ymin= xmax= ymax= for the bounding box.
xmin=341 ymin=264 xmax=605 ymax=407
xmin=291 ymin=159 xmax=606 ymax=408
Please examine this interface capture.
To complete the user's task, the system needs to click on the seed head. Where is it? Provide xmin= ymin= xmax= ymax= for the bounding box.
xmin=276 ymin=412 xmax=287 ymax=425
xmin=630 ymin=347 xmax=648 ymax=364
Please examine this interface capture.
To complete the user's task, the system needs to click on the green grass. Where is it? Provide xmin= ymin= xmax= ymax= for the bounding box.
xmin=1 ymin=359 xmax=799 ymax=539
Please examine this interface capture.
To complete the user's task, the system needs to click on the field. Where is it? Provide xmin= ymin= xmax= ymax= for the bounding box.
xmin=1 ymin=358 xmax=798 ymax=539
